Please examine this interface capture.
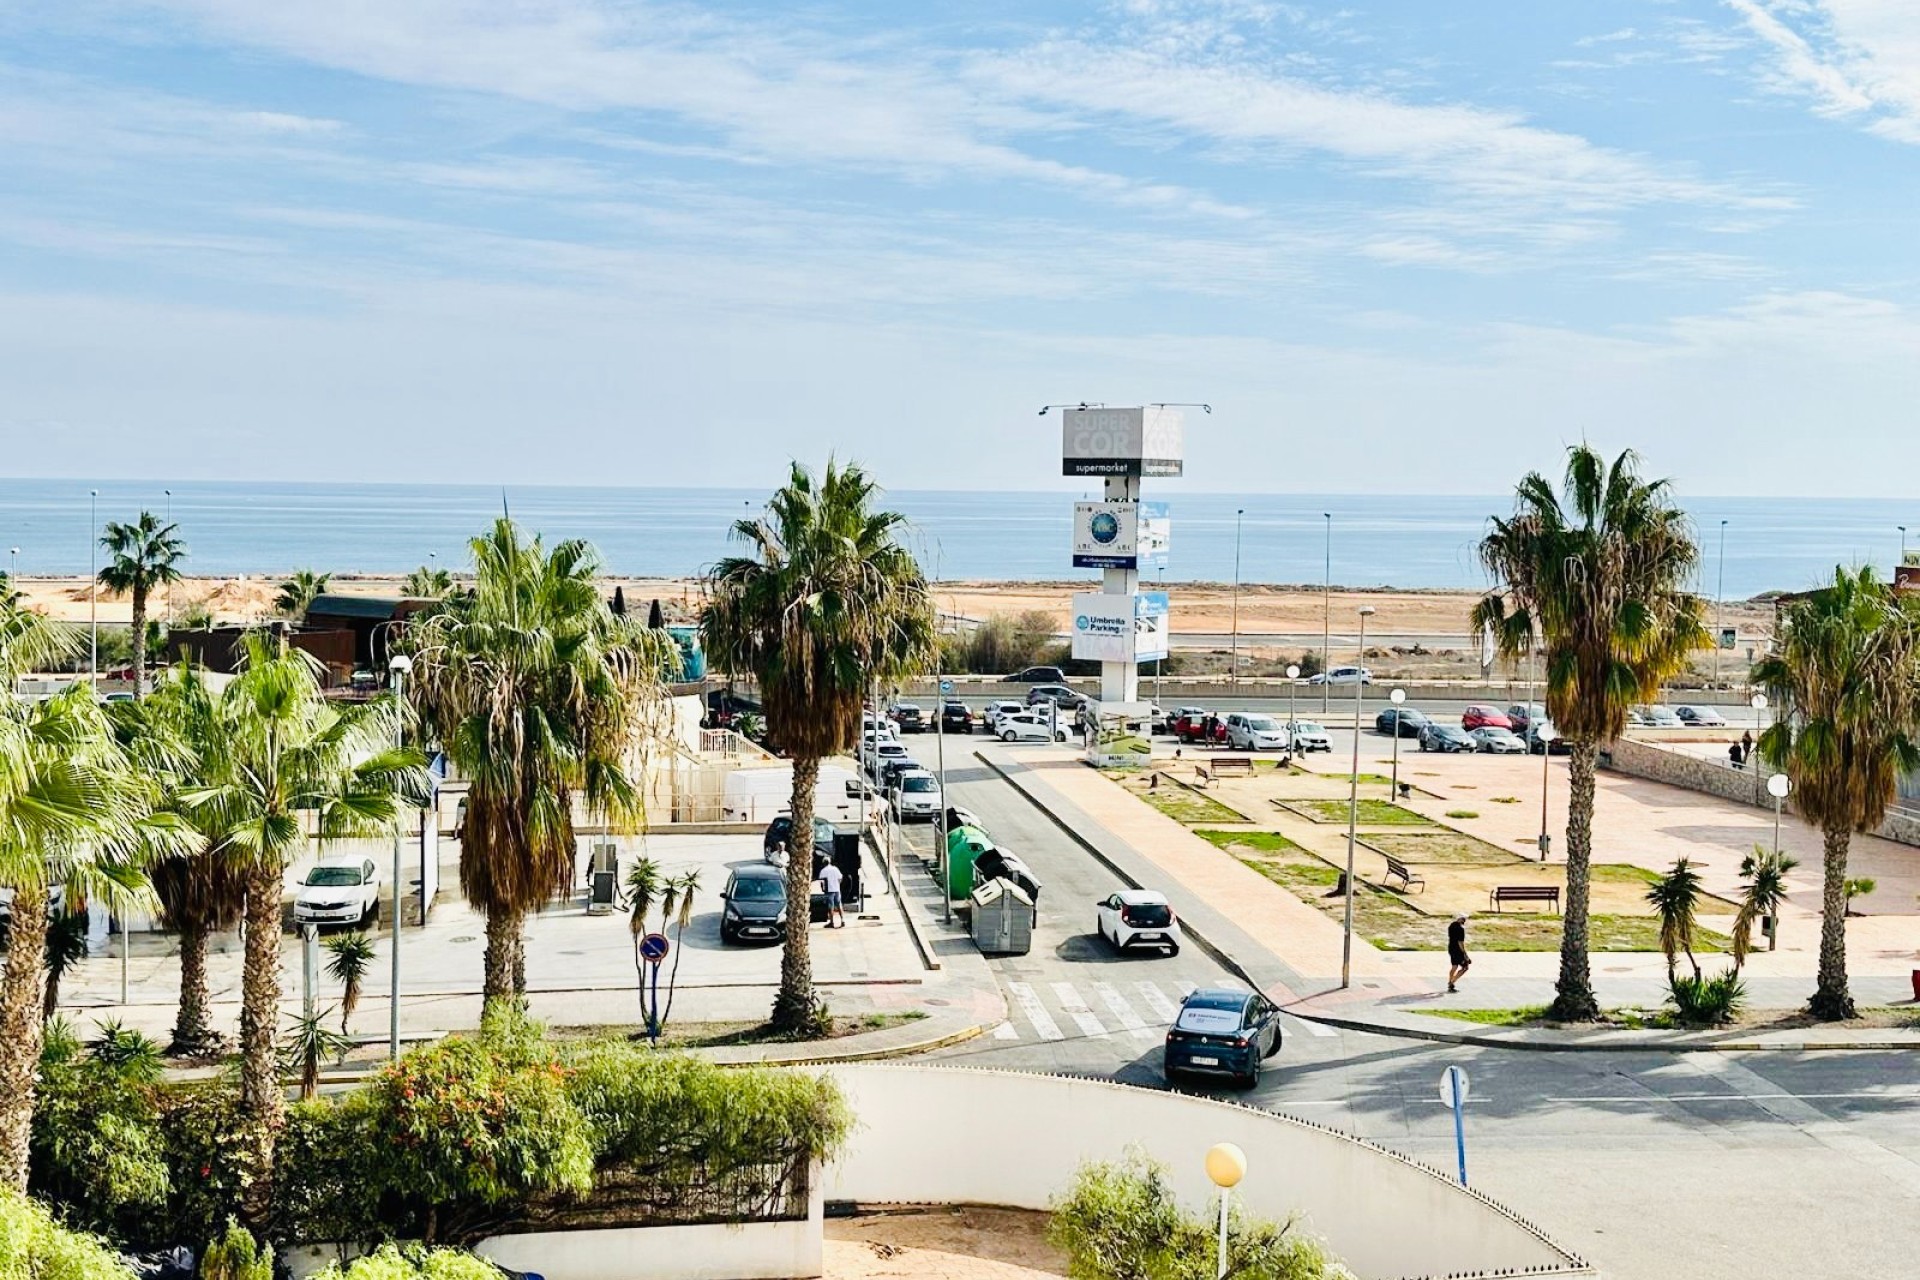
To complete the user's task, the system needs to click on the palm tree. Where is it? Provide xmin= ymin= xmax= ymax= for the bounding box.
xmin=323 ymin=932 xmax=376 ymax=1034
xmin=1753 ymin=566 xmax=1920 ymax=1020
xmin=1646 ymin=857 xmax=1705 ymax=983
xmin=273 ymin=570 xmax=331 ymax=619
xmin=1732 ymin=845 xmax=1799 ymax=964
xmin=403 ymin=565 xmax=453 ymax=598
xmin=182 ymin=632 xmax=425 ymax=1224
xmin=97 ymin=512 xmax=186 ymax=697
xmin=1473 ymin=446 xmax=1704 ymax=1021
xmin=703 ymin=461 xmax=936 ymax=1035
xmin=406 ymin=519 xmax=670 ymax=1003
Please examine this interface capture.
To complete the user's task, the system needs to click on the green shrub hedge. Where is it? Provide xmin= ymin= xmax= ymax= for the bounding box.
xmin=0 ymin=1189 xmax=136 ymax=1280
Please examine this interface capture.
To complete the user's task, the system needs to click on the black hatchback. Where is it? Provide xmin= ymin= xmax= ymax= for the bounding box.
xmin=1375 ymin=707 xmax=1429 ymax=737
xmin=720 ymin=866 xmax=789 ymax=945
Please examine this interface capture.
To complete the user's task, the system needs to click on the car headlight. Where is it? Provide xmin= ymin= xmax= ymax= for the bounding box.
xmin=775 ymin=908 xmax=788 ymax=924
xmin=725 ymin=905 xmax=742 ymax=920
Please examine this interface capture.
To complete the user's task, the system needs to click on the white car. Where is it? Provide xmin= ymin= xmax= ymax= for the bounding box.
xmin=293 ymin=855 xmax=382 ymax=927
xmin=983 ymin=700 xmax=1026 ymax=731
xmin=1224 ymin=713 xmax=1287 ymax=750
xmin=998 ymin=712 xmax=1069 ymax=743
xmin=1469 ymin=726 xmax=1526 ymax=754
xmin=1285 ymin=720 xmax=1332 ymax=752
xmin=890 ymin=769 xmax=943 ymax=821
xmin=1095 ymin=889 xmax=1182 ymax=956
xmin=866 ymin=740 xmax=911 ymax=779
xmin=1308 ymin=665 xmax=1373 ymax=686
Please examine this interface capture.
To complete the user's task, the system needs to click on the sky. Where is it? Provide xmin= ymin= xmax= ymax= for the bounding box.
xmin=3 ymin=1 xmax=1919 ymax=496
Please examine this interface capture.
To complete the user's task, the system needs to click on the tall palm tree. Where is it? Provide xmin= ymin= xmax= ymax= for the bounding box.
xmin=182 ymin=632 xmax=425 ymax=1225
xmin=703 ymin=461 xmax=935 ymax=1035
xmin=1473 ymin=446 xmax=1704 ymax=1021
xmin=406 ymin=519 xmax=670 ymax=1002
xmin=1753 ymin=566 xmax=1920 ymax=1021
xmin=97 ymin=512 xmax=186 ymax=697
xmin=1646 ymin=857 xmax=1704 ymax=983
xmin=273 ymin=570 xmax=331 ymax=619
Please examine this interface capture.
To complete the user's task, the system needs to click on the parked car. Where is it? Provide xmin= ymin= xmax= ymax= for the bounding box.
xmin=1008 ymin=665 xmax=1067 ymax=684
xmin=1460 ymin=704 xmax=1512 ymax=731
xmin=293 ymin=855 xmax=382 ymax=927
xmin=888 ymin=702 xmax=926 ymax=733
xmin=763 ymin=814 xmax=834 ymax=861
xmin=1307 ymin=665 xmax=1372 ymax=686
xmin=890 ymin=769 xmax=943 ymax=821
xmin=1624 ymin=707 xmax=1649 ymax=727
xmin=998 ymin=711 xmax=1069 ymax=743
xmin=1026 ymin=683 xmax=1086 ymax=710
xmin=1172 ymin=707 xmax=1227 ymax=744
xmin=938 ymin=700 xmax=975 ymax=735
xmin=1149 ymin=703 xmax=1169 ymax=734
xmin=983 ymin=699 xmax=1026 ymax=732
xmin=1505 ymin=703 xmax=1545 ymax=734
xmin=1374 ymin=707 xmax=1429 ymax=737
xmin=861 ymin=710 xmax=897 ymax=738
xmin=1526 ymin=721 xmax=1571 ymax=755
xmin=880 ymin=757 xmax=920 ymax=793
xmin=1636 ymin=705 xmax=1683 ymax=728
xmin=1163 ymin=987 xmax=1282 ymax=1088
xmin=1419 ymin=723 xmax=1475 ymax=753
xmin=1285 ymin=720 xmax=1332 ymax=752
xmin=719 ymin=865 xmax=789 ymax=945
xmin=1095 ymin=889 xmax=1182 ymax=956
xmin=1469 ymin=726 xmax=1526 ymax=754
xmin=1675 ymin=705 xmax=1727 ymax=727
xmin=1225 ymin=712 xmax=1287 ymax=751
xmin=866 ymin=740 xmax=911 ymax=779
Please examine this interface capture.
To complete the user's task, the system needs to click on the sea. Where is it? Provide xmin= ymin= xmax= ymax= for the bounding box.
xmin=0 ymin=478 xmax=1908 ymax=599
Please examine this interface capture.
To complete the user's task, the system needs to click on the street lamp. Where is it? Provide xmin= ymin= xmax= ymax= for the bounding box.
xmin=1713 ymin=519 xmax=1728 ymax=687
xmin=1535 ymin=723 xmax=1557 ymax=860
xmin=387 ymin=652 xmax=413 ymax=1059
xmin=6 ymin=547 xmax=16 ymax=580
xmin=1285 ymin=664 xmax=1300 ymax=749
xmin=1767 ymin=771 xmax=1791 ymax=950
xmin=88 ymin=489 xmax=98 ymax=684
xmin=1341 ymin=605 xmax=1375 ymax=989
xmin=163 ymin=489 xmax=173 ymax=628
xmin=1205 ymin=1143 xmax=1247 ymax=1280
xmin=1902 ymin=526 xmax=1908 ymax=566
xmin=1229 ymin=509 xmax=1244 ymax=690
xmin=1388 ymin=688 xmax=1405 ymax=799
xmin=1321 ymin=513 xmax=1332 ymax=712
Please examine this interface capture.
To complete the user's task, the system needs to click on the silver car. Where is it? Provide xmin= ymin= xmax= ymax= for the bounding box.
xmin=1469 ymin=726 xmax=1526 ymax=754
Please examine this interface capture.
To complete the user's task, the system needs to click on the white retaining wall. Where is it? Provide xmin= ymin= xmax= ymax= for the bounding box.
xmin=824 ymin=1065 xmax=1589 ymax=1280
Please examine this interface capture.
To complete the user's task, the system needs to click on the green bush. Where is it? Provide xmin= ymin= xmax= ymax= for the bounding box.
xmin=0 ymin=1189 xmax=136 ymax=1280
xmin=201 ymin=1222 xmax=272 ymax=1280
xmin=1048 ymin=1150 xmax=1349 ymax=1280
xmin=1667 ymin=969 xmax=1747 ymax=1027
xmin=30 ymin=1020 xmax=170 ymax=1241
xmin=314 ymin=1244 xmax=502 ymax=1280
xmin=154 ymin=1083 xmax=252 ymax=1253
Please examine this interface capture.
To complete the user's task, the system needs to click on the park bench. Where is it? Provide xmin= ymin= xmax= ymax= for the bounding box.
xmin=1192 ymin=766 xmax=1213 ymax=788
xmin=1489 ymin=885 xmax=1561 ymax=913
xmin=1211 ymin=756 xmax=1255 ymax=778
xmin=1382 ymin=854 xmax=1426 ymax=894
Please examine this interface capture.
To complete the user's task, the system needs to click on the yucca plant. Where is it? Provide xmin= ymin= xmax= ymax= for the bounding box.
xmin=40 ymin=908 xmax=91 ymax=1021
xmin=87 ymin=1019 xmax=164 ymax=1083
xmin=323 ymin=932 xmax=377 ymax=1035
xmin=1668 ymin=969 xmax=1746 ymax=1027
xmin=1844 ymin=877 xmax=1877 ymax=916
xmin=1733 ymin=846 xmax=1799 ymax=965
xmin=1646 ymin=857 xmax=1705 ymax=983
xmin=281 ymin=1008 xmax=352 ymax=1101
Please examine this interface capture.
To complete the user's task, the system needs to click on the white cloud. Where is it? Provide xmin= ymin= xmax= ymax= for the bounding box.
xmin=1727 ymin=0 xmax=1920 ymax=139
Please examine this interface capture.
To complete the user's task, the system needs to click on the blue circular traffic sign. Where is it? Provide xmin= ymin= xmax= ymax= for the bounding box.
xmin=640 ymin=932 xmax=670 ymax=962
xmin=940 ymin=679 xmax=953 ymax=693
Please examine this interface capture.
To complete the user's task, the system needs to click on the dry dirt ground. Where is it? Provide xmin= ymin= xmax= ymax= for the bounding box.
xmin=825 ymin=1207 xmax=1066 ymax=1280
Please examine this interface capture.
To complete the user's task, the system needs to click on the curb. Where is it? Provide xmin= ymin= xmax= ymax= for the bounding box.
xmin=866 ymin=826 xmax=940 ymax=972
xmin=974 ymin=750 xmax=1266 ymax=995
xmin=1282 ymin=1007 xmax=1920 ymax=1053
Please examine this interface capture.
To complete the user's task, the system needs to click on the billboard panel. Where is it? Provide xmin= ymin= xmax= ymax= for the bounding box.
xmin=1070 ymin=592 xmax=1135 ymax=662
xmin=1135 ymin=592 xmax=1170 ymax=663
xmin=1072 ymin=501 xmax=1140 ymax=569
xmin=1139 ymin=502 xmax=1170 ymax=568
xmin=1061 ymin=406 xmax=1185 ymax=477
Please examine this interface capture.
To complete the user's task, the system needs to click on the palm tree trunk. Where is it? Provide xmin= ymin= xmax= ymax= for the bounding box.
xmin=769 ymin=754 xmax=825 ymax=1036
xmin=173 ymin=923 xmax=215 ymax=1053
xmin=130 ymin=581 xmax=148 ymax=698
xmin=482 ymin=907 xmax=522 ymax=1005
xmin=0 ymin=883 xmax=49 ymax=1190
xmin=237 ymin=862 xmax=286 ymax=1229
xmin=1549 ymin=739 xmax=1601 ymax=1021
xmin=1810 ymin=825 xmax=1856 ymax=1021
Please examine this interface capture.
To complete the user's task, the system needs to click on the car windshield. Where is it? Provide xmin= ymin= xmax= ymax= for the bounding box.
xmin=305 ymin=866 xmax=363 ymax=887
xmin=730 ymin=876 xmax=785 ymax=901
xmin=903 ymin=776 xmax=937 ymax=793
xmin=1246 ymin=716 xmax=1278 ymax=730
xmin=1440 ymin=727 xmax=1469 ymax=739
xmin=1295 ymin=722 xmax=1323 ymax=734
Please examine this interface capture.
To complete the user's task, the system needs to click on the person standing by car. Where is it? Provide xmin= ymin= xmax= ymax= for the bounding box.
xmin=1447 ymin=913 xmax=1471 ymax=993
xmin=819 ymin=860 xmax=846 ymax=929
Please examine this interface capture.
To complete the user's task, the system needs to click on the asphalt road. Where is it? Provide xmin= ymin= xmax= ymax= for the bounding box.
xmin=889 ymin=736 xmax=1920 ymax=1280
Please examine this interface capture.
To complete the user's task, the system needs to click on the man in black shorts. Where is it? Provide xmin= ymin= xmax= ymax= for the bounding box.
xmin=1447 ymin=913 xmax=1470 ymax=993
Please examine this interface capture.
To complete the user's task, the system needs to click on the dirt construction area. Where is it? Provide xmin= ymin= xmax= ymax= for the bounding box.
xmin=826 ymin=1207 xmax=1065 ymax=1279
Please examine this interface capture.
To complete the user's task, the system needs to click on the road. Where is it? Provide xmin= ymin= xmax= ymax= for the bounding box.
xmin=885 ymin=734 xmax=1920 ymax=1280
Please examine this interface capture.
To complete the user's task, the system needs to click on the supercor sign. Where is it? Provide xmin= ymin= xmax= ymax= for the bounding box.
xmin=1061 ymin=406 xmax=1185 ymax=477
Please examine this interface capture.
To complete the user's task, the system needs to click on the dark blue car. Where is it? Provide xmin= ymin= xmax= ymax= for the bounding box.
xmin=1163 ymin=988 xmax=1282 ymax=1088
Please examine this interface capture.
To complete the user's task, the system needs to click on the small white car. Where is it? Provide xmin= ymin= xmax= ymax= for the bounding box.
xmin=999 ymin=712 xmax=1068 ymax=743
xmin=1469 ymin=726 xmax=1526 ymax=754
xmin=1308 ymin=665 xmax=1373 ymax=686
xmin=1285 ymin=720 xmax=1332 ymax=752
xmin=1095 ymin=889 xmax=1182 ymax=956
xmin=866 ymin=740 xmax=911 ymax=778
xmin=983 ymin=700 xmax=1026 ymax=732
xmin=890 ymin=769 xmax=943 ymax=822
xmin=293 ymin=855 xmax=382 ymax=927
xmin=1225 ymin=712 xmax=1287 ymax=750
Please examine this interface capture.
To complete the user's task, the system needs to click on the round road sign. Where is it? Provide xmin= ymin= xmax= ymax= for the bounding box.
xmin=640 ymin=932 xmax=670 ymax=963
xmin=1438 ymin=1065 xmax=1470 ymax=1108
xmin=940 ymin=679 xmax=954 ymax=694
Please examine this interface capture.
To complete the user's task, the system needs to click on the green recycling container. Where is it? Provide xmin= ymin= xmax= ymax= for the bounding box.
xmin=946 ymin=824 xmax=994 ymax=899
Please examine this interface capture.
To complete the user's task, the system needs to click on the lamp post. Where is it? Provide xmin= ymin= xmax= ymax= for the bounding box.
xmin=1388 ymin=688 xmax=1405 ymax=799
xmin=1536 ymin=723 xmax=1557 ymax=860
xmin=1205 ymin=1143 xmax=1247 ymax=1280
xmin=1285 ymin=664 xmax=1300 ymax=750
xmin=1229 ymin=509 xmax=1244 ymax=691
xmin=88 ymin=489 xmax=98 ymax=685
xmin=1713 ymin=518 xmax=1728 ymax=686
xmin=1767 ymin=771 xmax=1790 ymax=950
xmin=1321 ymin=513 xmax=1332 ymax=712
xmin=1341 ymin=605 xmax=1375 ymax=989
xmin=163 ymin=489 xmax=174 ymax=627
xmin=6 ymin=547 xmax=16 ymax=580
xmin=1156 ymin=564 xmax=1166 ymax=705
xmin=387 ymin=652 xmax=412 ymax=1059
xmin=1902 ymin=526 xmax=1908 ymax=566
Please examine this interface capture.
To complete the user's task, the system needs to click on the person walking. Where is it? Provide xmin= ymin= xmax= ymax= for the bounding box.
xmin=1446 ymin=913 xmax=1471 ymax=993
xmin=1741 ymin=728 xmax=1755 ymax=761
xmin=819 ymin=859 xmax=846 ymax=929
xmin=1729 ymin=741 xmax=1744 ymax=770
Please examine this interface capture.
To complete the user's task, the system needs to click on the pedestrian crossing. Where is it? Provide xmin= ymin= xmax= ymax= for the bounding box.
xmin=990 ymin=977 xmax=1338 ymax=1044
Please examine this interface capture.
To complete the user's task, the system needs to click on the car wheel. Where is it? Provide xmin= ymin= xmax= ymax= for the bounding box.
xmin=1055 ymin=731 xmax=1068 ymax=742
xmin=1241 ymin=1056 xmax=1261 ymax=1089
xmin=1002 ymin=730 xmax=1016 ymax=742
xmin=1166 ymin=941 xmax=1180 ymax=957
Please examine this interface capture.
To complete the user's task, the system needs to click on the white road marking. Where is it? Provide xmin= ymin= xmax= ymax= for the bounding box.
xmin=993 ymin=1020 xmax=1019 ymax=1041
xmin=1007 ymin=982 xmax=1064 ymax=1042
xmin=1285 ymin=1015 xmax=1338 ymax=1039
xmin=1547 ymin=1092 xmax=1920 ymax=1103
xmin=1052 ymin=981 xmax=1110 ymax=1040
xmin=1092 ymin=981 xmax=1153 ymax=1042
xmin=1134 ymin=981 xmax=1179 ymax=1023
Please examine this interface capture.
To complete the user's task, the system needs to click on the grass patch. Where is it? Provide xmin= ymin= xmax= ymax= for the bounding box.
xmin=1593 ymin=863 xmax=1662 ymax=886
xmin=1196 ymin=828 xmax=1303 ymax=855
xmin=1491 ymin=796 xmax=1521 ymax=804
xmin=1364 ymin=831 xmax=1525 ymax=866
xmin=1424 ymin=1006 xmax=1551 ymax=1027
xmin=1237 ymin=856 xmax=1341 ymax=893
xmin=1286 ymin=798 xmax=1433 ymax=826
xmin=1139 ymin=786 xmax=1245 ymax=825
xmin=1446 ymin=809 xmax=1480 ymax=819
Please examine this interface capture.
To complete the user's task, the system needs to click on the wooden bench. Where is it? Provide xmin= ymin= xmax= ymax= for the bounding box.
xmin=1192 ymin=766 xmax=1213 ymax=788
xmin=1382 ymin=854 xmax=1426 ymax=894
xmin=1211 ymin=755 xmax=1255 ymax=778
xmin=1490 ymin=885 xmax=1561 ymax=913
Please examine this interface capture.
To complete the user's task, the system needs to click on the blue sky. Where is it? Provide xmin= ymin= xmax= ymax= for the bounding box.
xmin=3 ymin=1 xmax=1918 ymax=495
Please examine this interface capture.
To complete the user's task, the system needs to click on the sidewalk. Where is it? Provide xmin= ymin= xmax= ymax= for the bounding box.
xmin=978 ymin=743 xmax=1920 ymax=1051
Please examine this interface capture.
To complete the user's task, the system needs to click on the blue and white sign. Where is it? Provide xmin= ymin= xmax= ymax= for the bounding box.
xmin=1072 ymin=501 xmax=1140 ymax=569
xmin=1135 ymin=591 xmax=1170 ymax=663
xmin=939 ymin=679 xmax=953 ymax=694
xmin=1139 ymin=502 xmax=1171 ymax=568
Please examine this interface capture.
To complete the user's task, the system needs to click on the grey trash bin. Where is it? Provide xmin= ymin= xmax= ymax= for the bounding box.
xmin=970 ymin=877 xmax=1033 ymax=955
xmin=587 ymin=842 xmax=619 ymax=915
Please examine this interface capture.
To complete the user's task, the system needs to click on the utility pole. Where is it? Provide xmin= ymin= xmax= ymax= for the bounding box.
xmin=1341 ymin=605 xmax=1375 ymax=988
xmin=1321 ymin=513 xmax=1332 ymax=713
xmin=1713 ymin=518 xmax=1728 ymax=686
xmin=1229 ymin=509 xmax=1244 ymax=690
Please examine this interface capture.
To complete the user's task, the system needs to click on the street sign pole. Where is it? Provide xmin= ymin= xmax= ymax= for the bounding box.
xmin=937 ymin=678 xmax=951 ymax=924
xmin=640 ymin=932 xmax=670 ymax=1042
xmin=1440 ymin=1065 xmax=1470 ymax=1186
